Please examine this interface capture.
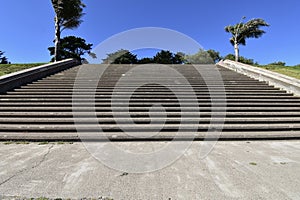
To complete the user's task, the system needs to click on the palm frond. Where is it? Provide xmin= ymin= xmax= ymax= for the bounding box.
xmin=225 ymin=18 xmax=269 ymax=46
xmin=52 ymin=0 xmax=85 ymax=29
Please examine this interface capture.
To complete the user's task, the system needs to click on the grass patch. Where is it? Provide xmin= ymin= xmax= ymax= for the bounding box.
xmin=3 ymin=141 xmax=30 ymax=145
xmin=56 ymin=141 xmax=74 ymax=145
xmin=3 ymin=141 xmax=14 ymax=145
xmin=2 ymin=141 xmax=75 ymax=145
xmin=38 ymin=141 xmax=49 ymax=145
xmin=16 ymin=141 xmax=30 ymax=145
xmin=249 ymin=162 xmax=257 ymax=166
xmin=257 ymin=64 xmax=300 ymax=80
xmin=3 ymin=197 xmax=113 ymax=200
xmin=0 ymin=63 xmax=47 ymax=76
xmin=35 ymin=198 xmax=49 ymax=200
xmin=120 ymin=172 xmax=129 ymax=176
xmin=56 ymin=141 xmax=65 ymax=145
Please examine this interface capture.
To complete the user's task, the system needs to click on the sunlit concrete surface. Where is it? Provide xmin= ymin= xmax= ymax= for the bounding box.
xmin=0 ymin=141 xmax=299 ymax=199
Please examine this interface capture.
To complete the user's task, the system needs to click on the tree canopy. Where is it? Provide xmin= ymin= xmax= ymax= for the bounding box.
xmin=102 ymin=50 xmax=185 ymax=64
xmin=153 ymin=50 xmax=183 ymax=64
xmin=224 ymin=54 xmax=256 ymax=65
xmin=184 ymin=49 xmax=214 ymax=64
xmin=102 ymin=49 xmax=138 ymax=64
xmin=206 ymin=49 xmax=222 ymax=63
xmin=0 ymin=51 xmax=9 ymax=64
xmin=112 ymin=51 xmax=138 ymax=64
xmin=225 ymin=17 xmax=269 ymax=62
xmin=101 ymin=49 xmax=226 ymax=65
xmin=48 ymin=36 xmax=92 ymax=62
xmin=138 ymin=57 xmax=154 ymax=64
xmin=51 ymin=0 xmax=86 ymax=61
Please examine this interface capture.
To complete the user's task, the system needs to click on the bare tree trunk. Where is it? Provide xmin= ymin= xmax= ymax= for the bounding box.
xmin=234 ymin=42 xmax=239 ymax=62
xmin=54 ymin=16 xmax=61 ymax=62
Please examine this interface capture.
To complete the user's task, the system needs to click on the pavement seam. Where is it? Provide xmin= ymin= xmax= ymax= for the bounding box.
xmin=0 ymin=144 xmax=54 ymax=187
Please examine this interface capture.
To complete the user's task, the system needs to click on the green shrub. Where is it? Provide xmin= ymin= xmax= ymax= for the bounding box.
xmin=224 ymin=54 xmax=256 ymax=65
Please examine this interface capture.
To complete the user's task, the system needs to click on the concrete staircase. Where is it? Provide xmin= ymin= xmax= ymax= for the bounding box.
xmin=0 ymin=64 xmax=300 ymax=140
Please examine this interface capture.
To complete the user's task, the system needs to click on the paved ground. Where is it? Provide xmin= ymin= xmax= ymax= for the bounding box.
xmin=0 ymin=141 xmax=300 ymax=199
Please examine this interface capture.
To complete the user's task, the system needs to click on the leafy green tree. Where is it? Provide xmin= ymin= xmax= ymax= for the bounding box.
xmin=268 ymin=61 xmax=286 ymax=66
xmin=184 ymin=49 xmax=214 ymax=64
xmin=51 ymin=0 xmax=85 ymax=61
xmin=207 ymin=49 xmax=222 ymax=63
xmin=0 ymin=51 xmax=9 ymax=64
xmin=48 ymin=36 xmax=92 ymax=62
xmin=224 ymin=54 xmax=256 ymax=65
xmin=173 ymin=52 xmax=185 ymax=64
xmin=152 ymin=50 xmax=184 ymax=64
xmin=102 ymin=49 xmax=138 ymax=64
xmin=138 ymin=57 xmax=154 ymax=64
xmin=102 ymin=49 xmax=185 ymax=64
xmin=153 ymin=50 xmax=174 ymax=64
xmin=113 ymin=52 xmax=138 ymax=64
xmin=225 ymin=17 xmax=269 ymax=62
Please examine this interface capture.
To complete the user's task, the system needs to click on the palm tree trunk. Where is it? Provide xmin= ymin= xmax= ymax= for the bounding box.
xmin=234 ymin=41 xmax=239 ymax=62
xmin=54 ymin=16 xmax=61 ymax=62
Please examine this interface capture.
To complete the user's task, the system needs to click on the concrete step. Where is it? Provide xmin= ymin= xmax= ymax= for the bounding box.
xmin=0 ymin=106 xmax=299 ymax=112
xmin=14 ymin=88 xmax=283 ymax=92
xmin=0 ymin=123 xmax=299 ymax=132
xmin=34 ymin=80 xmax=267 ymax=84
xmin=0 ymin=102 xmax=299 ymax=107
xmin=21 ymin=85 xmax=276 ymax=89
xmin=0 ymin=111 xmax=299 ymax=117
xmin=6 ymin=90 xmax=289 ymax=95
xmin=0 ymin=117 xmax=299 ymax=124
xmin=1 ymin=131 xmax=299 ymax=141
xmin=1 ymin=98 xmax=299 ymax=103
xmin=0 ymin=95 xmax=295 ymax=99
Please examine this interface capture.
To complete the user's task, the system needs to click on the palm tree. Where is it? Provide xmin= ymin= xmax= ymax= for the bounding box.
xmin=51 ymin=0 xmax=85 ymax=62
xmin=225 ymin=17 xmax=269 ymax=62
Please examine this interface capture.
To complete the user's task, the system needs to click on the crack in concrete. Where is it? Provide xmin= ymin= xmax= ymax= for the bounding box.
xmin=0 ymin=144 xmax=54 ymax=187
xmin=33 ymin=145 xmax=54 ymax=169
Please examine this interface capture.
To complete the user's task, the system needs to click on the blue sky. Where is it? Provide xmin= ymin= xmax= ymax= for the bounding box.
xmin=0 ymin=0 xmax=299 ymax=65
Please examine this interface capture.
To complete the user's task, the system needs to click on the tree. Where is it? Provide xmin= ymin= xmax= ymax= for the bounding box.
xmin=207 ymin=49 xmax=222 ymax=63
xmin=113 ymin=52 xmax=138 ymax=64
xmin=225 ymin=17 xmax=269 ymax=62
xmin=0 ymin=51 xmax=9 ymax=64
xmin=173 ymin=52 xmax=185 ymax=64
xmin=102 ymin=49 xmax=138 ymax=64
xmin=48 ymin=36 xmax=92 ymax=62
xmin=153 ymin=50 xmax=184 ymax=64
xmin=138 ymin=57 xmax=154 ymax=64
xmin=184 ymin=49 xmax=214 ymax=64
xmin=153 ymin=50 xmax=173 ymax=64
xmin=268 ymin=61 xmax=286 ymax=66
xmin=51 ymin=0 xmax=85 ymax=62
xmin=102 ymin=49 xmax=186 ymax=65
xmin=224 ymin=54 xmax=256 ymax=65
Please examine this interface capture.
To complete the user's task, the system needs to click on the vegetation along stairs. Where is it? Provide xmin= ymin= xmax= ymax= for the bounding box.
xmin=0 ymin=62 xmax=300 ymax=141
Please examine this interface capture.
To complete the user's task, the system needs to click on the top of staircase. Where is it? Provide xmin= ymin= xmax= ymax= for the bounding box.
xmin=217 ymin=59 xmax=300 ymax=97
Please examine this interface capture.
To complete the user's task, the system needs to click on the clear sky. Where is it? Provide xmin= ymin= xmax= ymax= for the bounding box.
xmin=0 ymin=0 xmax=299 ymax=65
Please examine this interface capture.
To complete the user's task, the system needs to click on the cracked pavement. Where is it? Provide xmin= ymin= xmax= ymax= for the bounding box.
xmin=0 ymin=141 xmax=300 ymax=199
xmin=0 ymin=144 xmax=54 ymax=188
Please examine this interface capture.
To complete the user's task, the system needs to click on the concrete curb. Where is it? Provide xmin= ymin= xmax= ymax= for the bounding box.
xmin=217 ymin=60 xmax=300 ymax=97
xmin=0 ymin=59 xmax=80 ymax=94
xmin=1 ymin=131 xmax=300 ymax=141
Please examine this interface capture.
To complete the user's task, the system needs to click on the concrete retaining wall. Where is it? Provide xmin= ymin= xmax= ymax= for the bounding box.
xmin=217 ymin=59 xmax=300 ymax=97
xmin=0 ymin=59 xmax=80 ymax=94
